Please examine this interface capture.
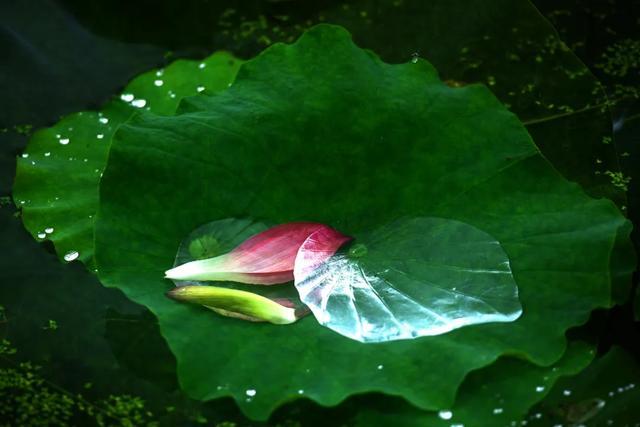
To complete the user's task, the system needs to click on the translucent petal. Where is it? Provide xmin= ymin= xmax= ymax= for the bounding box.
xmin=166 ymin=221 xmax=345 ymax=285
xmin=294 ymin=217 xmax=523 ymax=343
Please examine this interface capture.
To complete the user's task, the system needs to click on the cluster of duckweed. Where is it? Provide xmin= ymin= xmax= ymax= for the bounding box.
xmin=595 ymin=39 xmax=640 ymax=104
xmin=0 ymin=360 xmax=75 ymax=426
xmin=596 ymin=39 xmax=640 ymax=78
xmin=0 ymin=337 xmax=158 ymax=426
xmin=216 ymin=7 xmax=320 ymax=46
xmin=214 ymin=2 xmax=380 ymax=49
xmin=80 ymin=395 xmax=157 ymax=427
xmin=604 ymin=170 xmax=632 ymax=192
xmin=0 ymin=334 xmax=304 ymax=426
xmin=13 ymin=124 xmax=33 ymax=136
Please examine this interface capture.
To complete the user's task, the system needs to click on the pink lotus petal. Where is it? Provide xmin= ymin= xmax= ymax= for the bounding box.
xmin=294 ymin=226 xmax=354 ymax=280
xmin=165 ymin=222 xmax=351 ymax=285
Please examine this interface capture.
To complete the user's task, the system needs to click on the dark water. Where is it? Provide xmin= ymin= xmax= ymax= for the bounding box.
xmin=1 ymin=0 xmax=638 ymax=425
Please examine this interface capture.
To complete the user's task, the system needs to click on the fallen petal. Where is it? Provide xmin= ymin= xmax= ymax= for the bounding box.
xmin=166 ymin=285 xmax=299 ymax=324
xmin=294 ymin=217 xmax=522 ymax=342
xmin=166 ymin=222 xmax=351 ymax=285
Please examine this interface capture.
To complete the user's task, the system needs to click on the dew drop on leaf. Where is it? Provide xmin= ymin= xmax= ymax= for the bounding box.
xmin=438 ymin=410 xmax=453 ymax=420
xmin=64 ymin=250 xmax=79 ymax=262
xmin=131 ymin=99 xmax=147 ymax=108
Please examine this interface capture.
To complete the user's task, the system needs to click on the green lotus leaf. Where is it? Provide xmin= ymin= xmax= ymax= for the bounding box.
xmin=295 ymin=217 xmax=522 ymax=342
xmin=528 ymin=346 xmax=640 ymax=425
xmin=353 ymin=341 xmax=595 ymax=427
xmin=92 ymin=25 xmax=629 ymax=419
xmin=12 ymin=51 xmax=242 ymax=266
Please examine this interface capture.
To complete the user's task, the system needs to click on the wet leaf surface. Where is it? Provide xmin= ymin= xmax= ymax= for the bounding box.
xmin=93 ymin=25 xmax=627 ymax=419
xmin=13 ymin=51 xmax=241 ymax=265
xmin=528 ymin=346 xmax=640 ymax=426
xmin=353 ymin=341 xmax=595 ymax=427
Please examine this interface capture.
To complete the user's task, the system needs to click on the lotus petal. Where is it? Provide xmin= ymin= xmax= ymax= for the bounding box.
xmin=294 ymin=217 xmax=523 ymax=343
xmin=166 ymin=222 xmax=351 ymax=285
xmin=167 ymin=285 xmax=298 ymax=324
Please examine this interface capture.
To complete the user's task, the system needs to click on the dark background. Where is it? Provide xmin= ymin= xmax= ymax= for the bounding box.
xmin=1 ymin=0 xmax=638 ymax=425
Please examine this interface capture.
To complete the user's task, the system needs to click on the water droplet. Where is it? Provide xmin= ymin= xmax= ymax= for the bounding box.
xmin=59 ymin=138 xmax=70 ymax=145
xmin=99 ymin=117 xmax=109 ymax=124
xmin=199 ymin=63 xmax=206 ymax=69
xmin=45 ymin=227 xmax=54 ymax=234
xmin=297 ymin=389 xmax=304 ymax=394
xmin=131 ymin=99 xmax=147 ymax=108
xmin=377 ymin=364 xmax=384 ymax=370
xmin=37 ymin=232 xmax=46 ymax=239
xmin=451 ymin=424 xmax=464 ymax=427
xmin=196 ymin=86 xmax=205 ymax=92
xmin=97 ymin=134 xmax=104 ymax=139
xmin=245 ymin=389 xmax=256 ymax=397
xmin=535 ymin=386 xmax=545 ymax=392
xmin=438 ymin=410 xmax=453 ymax=420
xmin=64 ymin=250 xmax=79 ymax=262
xmin=154 ymin=79 xmax=164 ymax=87
xmin=563 ymin=389 xmax=572 ymax=396
xmin=21 ymin=153 xmax=29 ymax=158
xmin=493 ymin=408 xmax=504 ymax=415
xmin=120 ymin=93 xmax=135 ymax=102
xmin=411 ymin=52 xmax=419 ymax=63
xmin=156 ymin=70 xmax=164 ymax=77
xmin=44 ymin=152 xmax=51 ymax=157
xmin=83 ymin=158 xmax=88 ymax=162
